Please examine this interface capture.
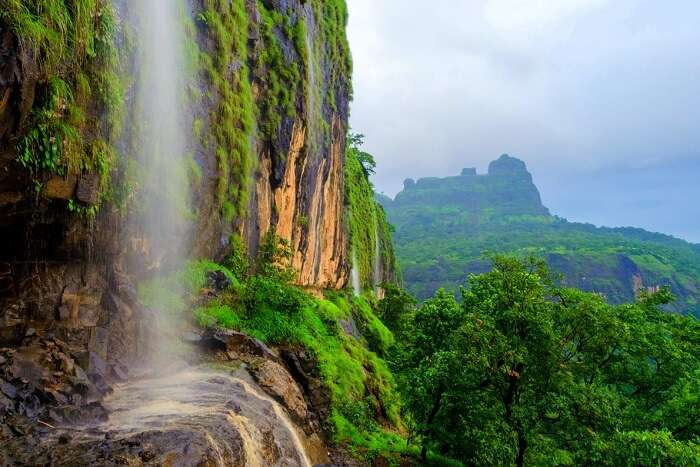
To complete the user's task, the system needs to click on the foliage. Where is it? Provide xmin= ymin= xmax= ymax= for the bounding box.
xmin=395 ymin=256 xmax=700 ymax=465
xmin=3 ymin=0 xmax=124 ymax=212
xmin=348 ymin=133 xmax=376 ymax=175
xmin=191 ymin=233 xmax=405 ymax=462
xmin=345 ymin=133 xmax=398 ymax=291
xmin=377 ymin=283 xmax=416 ymax=334
xmin=381 ymin=158 xmax=700 ymax=317
xmin=256 ymin=1 xmax=304 ymax=145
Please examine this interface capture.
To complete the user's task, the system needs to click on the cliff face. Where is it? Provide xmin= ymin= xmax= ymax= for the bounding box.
xmin=392 ymin=154 xmax=550 ymax=219
xmin=0 ymin=0 xmax=358 ymax=392
xmin=189 ymin=0 xmax=352 ymax=290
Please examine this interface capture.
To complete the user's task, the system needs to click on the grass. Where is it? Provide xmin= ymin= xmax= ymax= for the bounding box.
xmin=186 ymin=254 xmax=408 ymax=462
xmin=139 ymin=245 xmax=460 ymax=465
xmin=197 ymin=0 xmax=256 ymax=221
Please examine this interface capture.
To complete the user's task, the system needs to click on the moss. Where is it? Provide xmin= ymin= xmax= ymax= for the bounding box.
xmin=256 ymin=1 xmax=304 ymax=149
xmin=345 ymin=140 xmax=397 ymax=292
xmin=188 ymin=236 xmax=404 ymax=462
xmin=197 ymin=0 xmax=256 ymax=221
xmin=309 ymin=0 xmax=353 ymax=107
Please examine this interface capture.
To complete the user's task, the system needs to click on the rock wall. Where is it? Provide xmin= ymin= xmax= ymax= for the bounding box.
xmin=0 ymin=0 xmax=353 ymax=342
xmin=0 ymin=1 xmax=359 ymax=434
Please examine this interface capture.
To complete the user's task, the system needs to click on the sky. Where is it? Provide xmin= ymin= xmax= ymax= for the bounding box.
xmin=346 ymin=0 xmax=700 ymax=243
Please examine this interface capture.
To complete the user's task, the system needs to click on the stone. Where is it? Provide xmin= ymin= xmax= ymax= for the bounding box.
xmin=0 ymin=323 xmax=24 ymax=346
xmin=338 ymin=316 xmax=360 ymax=339
xmin=88 ymin=351 xmax=107 ymax=380
xmin=88 ymin=327 xmax=109 ymax=359
xmin=110 ymin=362 xmax=128 ymax=381
xmin=205 ymin=270 xmax=232 ymax=292
xmin=250 ymin=360 xmax=309 ymax=427
xmin=1 ymin=381 xmax=17 ymax=398
xmin=206 ymin=329 xmax=279 ymax=362
xmin=43 ymin=175 xmax=77 ymax=200
xmin=182 ymin=331 xmax=202 ymax=343
xmin=0 ymin=191 xmax=22 ymax=206
xmin=75 ymin=173 xmax=99 ymax=205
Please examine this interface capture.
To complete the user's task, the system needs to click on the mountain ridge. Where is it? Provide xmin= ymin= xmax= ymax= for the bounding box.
xmin=379 ymin=155 xmax=700 ymax=317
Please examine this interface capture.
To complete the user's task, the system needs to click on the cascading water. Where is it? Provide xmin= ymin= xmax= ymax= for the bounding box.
xmin=351 ymin=250 xmax=362 ymax=296
xmin=373 ymin=222 xmax=381 ymax=295
xmin=87 ymin=3 xmax=318 ymax=465
xmin=130 ymin=0 xmax=191 ymax=365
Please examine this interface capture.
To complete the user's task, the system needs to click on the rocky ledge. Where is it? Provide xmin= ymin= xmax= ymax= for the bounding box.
xmin=0 ymin=326 xmax=355 ymax=466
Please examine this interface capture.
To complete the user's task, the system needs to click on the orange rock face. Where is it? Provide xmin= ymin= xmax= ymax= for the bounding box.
xmin=249 ymin=117 xmax=349 ymax=289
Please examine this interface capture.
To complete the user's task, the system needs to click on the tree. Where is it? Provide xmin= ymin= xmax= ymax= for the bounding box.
xmin=398 ymin=256 xmax=700 ymax=465
xmin=348 ymin=132 xmax=376 ymax=176
xmin=377 ymin=283 xmax=415 ymax=334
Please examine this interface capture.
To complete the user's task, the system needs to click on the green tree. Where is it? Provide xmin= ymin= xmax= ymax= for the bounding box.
xmin=398 ymin=256 xmax=700 ymax=465
xmin=377 ymin=283 xmax=416 ymax=334
xmin=348 ymin=132 xmax=377 ymax=176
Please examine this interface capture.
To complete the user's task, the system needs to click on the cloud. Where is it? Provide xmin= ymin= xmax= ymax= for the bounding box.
xmin=346 ymin=0 xmax=700 ymax=241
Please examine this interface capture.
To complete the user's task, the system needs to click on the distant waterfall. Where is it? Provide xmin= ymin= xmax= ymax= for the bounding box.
xmin=373 ymin=222 xmax=381 ymax=295
xmin=351 ymin=250 xmax=361 ymax=296
xmin=129 ymin=0 xmax=191 ymax=364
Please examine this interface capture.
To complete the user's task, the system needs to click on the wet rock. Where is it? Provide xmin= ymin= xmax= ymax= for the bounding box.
xmin=182 ymin=330 xmax=203 ymax=343
xmin=207 ymin=328 xmax=279 ymax=362
xmin=110 ymin=361 xmax=129 ymax=381
xmin=281 ymin=348 xmax=332 ymax=420
xmin=76 ymin=173 xmax=100 ymax=205
xmin=43 ymin=175 xmax=77 ymax=200
xmin=338 ymin=315 xmax=360 ymax=339
xmin=250 ymin=359 xmax=309 ymax=428
xmin=88 ymin=351 xmax=107 ymax=380
xmin=206 ymin=269 xmax=232 ymax=292
xmin=88 ymin=327 xmax=109 ymax=359
xmin=0 ymin=322 xmax=25 ymax=346
xmin=1 ymin=381 xmax=17 ymax=398
xmin=226 ymin=400 xmax=242 ymax=414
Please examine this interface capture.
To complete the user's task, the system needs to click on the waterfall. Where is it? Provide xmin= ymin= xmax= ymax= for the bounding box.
xmin=373 ymin=222 xmax=381 ymax=295
xmin=351 ymin=250 xmax=361 ymax=296
xmin=129 ymin=0 xmax=191 ymax=365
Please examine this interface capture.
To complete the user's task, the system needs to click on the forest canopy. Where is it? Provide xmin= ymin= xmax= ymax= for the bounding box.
xmin=385 ymin=256 xmax=700 ymax=466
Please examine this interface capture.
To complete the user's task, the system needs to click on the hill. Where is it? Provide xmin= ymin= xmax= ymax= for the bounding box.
xmin=380 ymin=155 xmax=700 ymax=317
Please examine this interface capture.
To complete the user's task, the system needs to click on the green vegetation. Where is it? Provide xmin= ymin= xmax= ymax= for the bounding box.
xmin=345 ymin=133 xmax=397 ymax=290
xmin=196 ymin=0 xmax=256 ymax=221
xmin=380 ymin=155 xmax=700 ymax=317
xmin=256 ymin=2 xmax=304 ymax=144
xmin=185 ymin=232 xmax=408 ymax=463
xmin=3 ymin=0 xmax=124 ymax=214
xmin=160 ymin=247 xmax=699 ymax=466
xmin=309 ymin=0 xmax=353 ymax=108
xmin=391 ymin=256 xmax=700 ymax=465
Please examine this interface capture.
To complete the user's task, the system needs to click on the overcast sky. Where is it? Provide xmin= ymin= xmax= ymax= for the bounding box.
xmin=346 ymin=0 xmax=700 ymax=243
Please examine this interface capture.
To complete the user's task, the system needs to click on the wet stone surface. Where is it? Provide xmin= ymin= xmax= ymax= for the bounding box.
xmin=3 ymin=365 xmax=323 ymax=466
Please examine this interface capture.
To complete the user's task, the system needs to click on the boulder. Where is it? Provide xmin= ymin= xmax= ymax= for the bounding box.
xmin=250 ymin=359 xmax=309 ymax=427
xmin=75 ymin=173 xmax=99 ymax=205
xmin=43 ymin=175 xmax=77 ymax=200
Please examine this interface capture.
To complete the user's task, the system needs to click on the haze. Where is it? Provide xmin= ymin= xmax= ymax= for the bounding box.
xmin=347 ymin=0 xmax=700 ymax=242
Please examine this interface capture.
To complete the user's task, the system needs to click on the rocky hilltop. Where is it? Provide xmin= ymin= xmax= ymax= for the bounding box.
xmin=390 ymin=154 xmax=549 ymax=218
xmin=381 ymin=155 xmax=700 ymax=317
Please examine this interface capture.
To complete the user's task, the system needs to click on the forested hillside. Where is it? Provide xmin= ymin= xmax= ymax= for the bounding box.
xmin=380 ymin=155 xmax=700 ymax=317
